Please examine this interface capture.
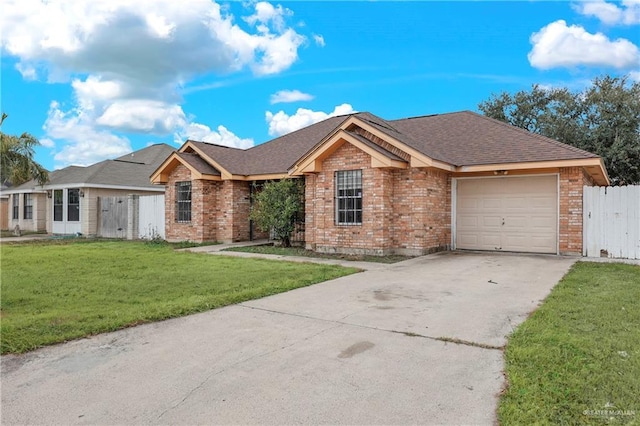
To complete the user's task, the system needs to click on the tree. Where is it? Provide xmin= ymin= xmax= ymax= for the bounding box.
xmin=478 ymin=75 xmax=640 ymax=185
xmin=1 ymin=113 xmax=49 ymax=186
xmin=250 ymin=178 xmax=304 ymax=247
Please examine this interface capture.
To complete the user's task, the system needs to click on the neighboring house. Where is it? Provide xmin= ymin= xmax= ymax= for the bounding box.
xmin=5 ymin=144 xmax=174 ymax=236
xmin=151 ymin=111 xmax=609 ymax=256
xmin=0 ymin=182 xmax=10 ymax=231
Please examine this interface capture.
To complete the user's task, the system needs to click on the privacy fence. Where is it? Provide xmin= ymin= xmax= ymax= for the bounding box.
xmin=98 ymin=194 xmax=165 ymax=240
xmin=583 ymin=185 xmax=640 ymax=260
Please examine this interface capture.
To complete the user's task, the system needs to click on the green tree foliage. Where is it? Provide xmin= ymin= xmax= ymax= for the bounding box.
xmin=479 ymin=75 xmax=640 ymax=185
xmin=1 ymin=113 xmax=49 ymax=186
xmin=250 ymin=179 xmax=303 ymax=247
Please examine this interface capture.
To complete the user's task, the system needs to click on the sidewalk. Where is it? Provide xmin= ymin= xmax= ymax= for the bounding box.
xmin=0 ymin=234 xmax=51 ymax=243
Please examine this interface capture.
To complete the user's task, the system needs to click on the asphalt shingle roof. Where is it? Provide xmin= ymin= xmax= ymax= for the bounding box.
xmin=389 ymin=111 xmax=598 ymax=166
xmin=183 ymin=110 xmax=599 ymax=176
xmin=8 ymin=144 xmax=174 ymax=192
xmin=189 ymin=115 xmax=348 ymax=176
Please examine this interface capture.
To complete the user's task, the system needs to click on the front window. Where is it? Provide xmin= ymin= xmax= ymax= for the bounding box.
xmin=335 ymin=170 xmax=362 ymax=225
xmin=67 ymin=188 xmax=80 ymax=222
xmin=175 ymin=181 xmax=192 ymax=223
xmin=23 ymin=194 xmax=33 ymax=220
xmin=53 ymin=190 xmax=63 ymax=221
xmin=12 ymin=195 xmax=19 ymax=220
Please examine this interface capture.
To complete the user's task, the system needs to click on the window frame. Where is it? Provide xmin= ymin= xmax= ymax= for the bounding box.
xmin=53 ymin=189 xmax=63 ymax=222
xmin=23 ymin=193 xmax=33 ymax=220
xmin=175 ymin=181 xmax=192 ymax=223
xmin=12 ymin=194 xmax=19 ymax=220
xmin=67 ymin=188 xmax=80 ymax=222
xmin=335 ymin=169 xmax=363 ymax=226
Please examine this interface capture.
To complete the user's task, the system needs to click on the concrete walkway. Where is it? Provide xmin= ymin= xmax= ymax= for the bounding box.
xmin=182 ymin=240 xmax=390 ymax=270
xmin=1 ymin=251 xmax=576 ymax=425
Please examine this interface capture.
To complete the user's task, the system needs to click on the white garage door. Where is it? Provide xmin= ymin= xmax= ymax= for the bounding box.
xmin=455 ymin=175 xmax=558 ymax=254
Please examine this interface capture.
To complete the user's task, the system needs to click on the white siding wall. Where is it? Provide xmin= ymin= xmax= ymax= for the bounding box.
xmin=583 ymin=185 xmax=640 ymax=259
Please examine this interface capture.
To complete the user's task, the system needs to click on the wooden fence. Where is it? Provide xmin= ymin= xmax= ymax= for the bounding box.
xmin=583 ymin=185 xmax=640 ymax=259
xmin=98 ymin=194 xmax=165 ymax=240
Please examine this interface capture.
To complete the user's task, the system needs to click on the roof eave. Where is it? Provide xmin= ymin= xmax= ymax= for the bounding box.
xmin=456 ymin=157 xmax=609 ymax=185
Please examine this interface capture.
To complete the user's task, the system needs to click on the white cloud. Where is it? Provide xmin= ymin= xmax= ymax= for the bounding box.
xmin=39 ymin=138 xmax=56 ymax=149
xmin=270 ymin=89 xmax=314 ymax=104
xmin=265 ymin=103 xmax=356 ymax=137
xmin=96 ymin=100 xmax=187 ymax=134
xmin=15 ymin=63 xmax=37 ymax=80
xmin=313 ymin=34 xmax=325 ymax=47
xmin=528 ymin=20 xmax=640 ymax=69
xmin=574 ymin=0 xmax=640 ymax=25
xmin=630 ymin=70 xmax=640 ymax=81
xmin=44 ymin=101 xmax=132 ymax=168
xmin=145 ymin=13 xmax=176 ymax=39
xmin=244 ymin=2 xmax=290 ymax=33
xmin=175 ymin=122 xmax=253 ymax=149
xmin=1 ymin=0 xmax=309 ymax=167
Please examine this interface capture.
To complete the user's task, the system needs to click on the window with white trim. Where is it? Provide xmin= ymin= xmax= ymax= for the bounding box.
xmin=12 ymin=194 xmax=19 ymax=220
xmin=23 ymin=193 xmax=33 ymax=220
xmin=335 ymin=170 xmax=362 ymax=225
xmin=67 ymin=188 xmax=80 ymax=222
xmin=175 ymin=181 xmax=192 ymax=223
xmin=53 ymin=190 xmax=63 ymax=221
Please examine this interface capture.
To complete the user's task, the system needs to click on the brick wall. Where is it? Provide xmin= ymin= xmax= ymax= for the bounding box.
xmin=165 ymin=164 xmax=256 ymax=243
xmin=166 ymin=164 xmax=220 ymax=242
xmin=390 ymin=168 xmax=451 ymax=253
xmin=217 ymin=180 xmax=251 ymax=243
xmin=305 ymin=142 xmax=451 ymax=255
xmin=559 ymin=167 xmax=592 ymax=255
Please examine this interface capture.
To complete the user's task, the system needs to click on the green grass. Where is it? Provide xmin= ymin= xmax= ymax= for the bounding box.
xmin=0 ymin=240 xmax=359 ymax=354
xmin=499 ymin=262 xmax=640 ymax=425
xmin=224 ymin=244 xmax=415 ymax=264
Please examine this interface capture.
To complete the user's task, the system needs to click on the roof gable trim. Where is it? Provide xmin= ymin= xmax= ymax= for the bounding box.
xmin=292 ymin=129 xmax=408 ymax=175
xmin=291 ymin=116 xmax=455 ymax=175
xmin=150 ymin=152 xmax=222 ymax=184
xmin=180 ymin=141 xmax=233 ymax=180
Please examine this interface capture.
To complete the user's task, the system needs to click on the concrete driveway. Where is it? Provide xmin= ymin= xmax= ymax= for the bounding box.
xmin=1 ymin=252 xmax=575 ymax=425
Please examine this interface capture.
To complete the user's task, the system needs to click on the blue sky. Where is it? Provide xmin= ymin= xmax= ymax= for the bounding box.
xmin=1 ymin=1 xmax=639 ymax=172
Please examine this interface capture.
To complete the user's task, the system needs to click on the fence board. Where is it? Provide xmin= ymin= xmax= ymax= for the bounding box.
xmin=138 ymin=195 xmax=165 ymax=239
xmin=98 ymin=197 xmax=128 ymax=238
xmin=583 ymin=185 xmax=640 ymax=259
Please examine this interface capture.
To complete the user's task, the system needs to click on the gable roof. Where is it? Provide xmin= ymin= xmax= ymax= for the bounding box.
xmin=7 ymin=144 xmax=175 ymax=193
xmin=388 ymin=111 xmax=598 ymax=166
xmin=154 ymin=110 xmax=608 ymax=185
xmin=186 ymin=115 xmax=348 ymax=176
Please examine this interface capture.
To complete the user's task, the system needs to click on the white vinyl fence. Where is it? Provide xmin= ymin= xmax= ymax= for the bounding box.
xmin=137 ymin=194 xmax=165 ymax=240
xmin=583 ymin=185 xmax=640 ymax=259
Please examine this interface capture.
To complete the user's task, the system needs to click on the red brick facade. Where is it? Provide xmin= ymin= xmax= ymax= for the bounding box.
xmin=164 ymin=144 xmax=596 ymax=256
xmin=559 ymin=167 xmax=594 ymax=255
xmin=165 ymin=164 xmax=258 ymax=243
xmin=304 ymin=143 xmax=451 ymax=255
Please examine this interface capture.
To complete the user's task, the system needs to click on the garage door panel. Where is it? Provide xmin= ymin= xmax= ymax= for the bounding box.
xmin=456 ymin=176 xmax=557 ymax=254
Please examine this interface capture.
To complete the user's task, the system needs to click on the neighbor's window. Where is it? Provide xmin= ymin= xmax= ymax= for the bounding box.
xmin=175 ymin=181 xmax=192 ymax=223
xmin=12 ymin=194 xmax=19 ymax=220
xmin=53 ymin=190 xmax=63 ymax=221
xmin=23 ymin=193 xmax=33 ymax=220
xmin=335 ymin=170 xmax=362 ymax=225
xmin=67 ymin=189 xmax=80 ymax=222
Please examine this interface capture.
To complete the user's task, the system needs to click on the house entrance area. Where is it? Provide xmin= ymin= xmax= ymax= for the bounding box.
xmin=51 ymin=188 xmax=81 ymax=235
xmin=455 ymin=175 xmax=558 ymax=254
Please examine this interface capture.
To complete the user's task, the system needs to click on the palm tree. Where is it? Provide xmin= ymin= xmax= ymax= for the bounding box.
xmin=0 ymin=113 xmax=49 ymax=186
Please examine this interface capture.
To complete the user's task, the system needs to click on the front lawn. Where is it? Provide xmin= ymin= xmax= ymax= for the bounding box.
xmin=0 ymin=240 xmax=359 ymax=354
xmin=224 ymin=244 xmax=414 ymax=264
xmin=499 ymin=262 xmax=640 ymax=425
